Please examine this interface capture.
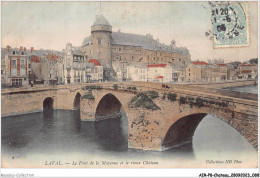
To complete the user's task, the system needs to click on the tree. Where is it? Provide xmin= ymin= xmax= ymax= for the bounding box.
xmin=228 ymin=61 xmax=241 ymax=69
xmin=249 ymin=58 xmax=258 ymax=64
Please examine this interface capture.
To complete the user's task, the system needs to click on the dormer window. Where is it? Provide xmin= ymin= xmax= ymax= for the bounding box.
xmin=13 ymin=51 xmax=15 ymax=55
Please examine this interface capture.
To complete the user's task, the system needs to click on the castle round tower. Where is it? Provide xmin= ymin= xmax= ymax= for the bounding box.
xmin=90 ymin=14 xmax=112 ymax=69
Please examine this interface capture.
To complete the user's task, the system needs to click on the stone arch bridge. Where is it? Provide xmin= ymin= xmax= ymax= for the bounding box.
xmin=1 ymin=80 xmax=258 ymax=151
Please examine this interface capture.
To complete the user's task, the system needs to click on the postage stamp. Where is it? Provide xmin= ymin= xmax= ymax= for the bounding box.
xmin=211 ymin=2 xmax=249 ymax=48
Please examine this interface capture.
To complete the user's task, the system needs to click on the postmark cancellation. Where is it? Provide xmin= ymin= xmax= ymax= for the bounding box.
xmin=211 ymin=2 xmax=249 ymax=48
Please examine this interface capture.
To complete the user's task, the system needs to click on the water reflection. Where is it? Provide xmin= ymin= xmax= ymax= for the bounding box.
xmin=1 ymin=110 xmax=256 ymax=163
xmin=72 ymin=110 xmax=81 ymax=132
xmin=162 ymin=142 xmax=195 ymax=159
xmin=95 ymin=117 xmax=128 ymax=151
xmin=224 ymin=85 xmax=258 ymax=94
xmin=42 ymin=109 xmax=54 ymax=127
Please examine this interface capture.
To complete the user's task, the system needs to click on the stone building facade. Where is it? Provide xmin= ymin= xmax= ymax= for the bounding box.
xmin=127 ymin=63 xmax=173 ymax=83
xmin=112 ymin=60 xmax=128 ymax=81
xmin=237 ymin=64 xmax=258 ymax=79
xmin=86 ymin=59 xmax=103 ymax=83
xmin=2 ymin=46 xmax=29 ymax=87
xmin=186 ymin=61 xmax=229 ymax=82
xmin=147 ymin=64 xmax=172 ymax=83
xmin=63 ymin=43 xmax=87 ymax=84
xmin=81 ymin=14 xmax=191 ymax=81
xmin=127 ymin=64 xmax=148 ymax=82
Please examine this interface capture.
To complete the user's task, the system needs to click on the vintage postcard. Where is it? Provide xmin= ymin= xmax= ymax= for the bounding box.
xmin=1 ymin=0 xmax=259 ymax=177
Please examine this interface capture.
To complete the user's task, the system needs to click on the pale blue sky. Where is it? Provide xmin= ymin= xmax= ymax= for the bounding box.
xmin=1 ymin=1 xmax=258 ymax=62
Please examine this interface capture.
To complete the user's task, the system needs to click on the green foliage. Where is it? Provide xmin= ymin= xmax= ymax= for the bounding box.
xmin=82 ymin=93 xmax=95 ymax=100
xmin=209 ymin=100 xmax=216 ymax=105
xmin=146 ymin=91 xmax=159 ymax=99
xmin=187 ymin=96 xmax=195 ymax=101
xmin=113 ymin=84 xmax=118 ymax=90
xmin=215 ymin=101 xmax=228 ymax=107
xmin=189 ymin=102 xmax=194 ymax=108
xmin=195 ymin=97 xmax=204 ymax=108
xmin=193 ymin=97 xmax=228 ymax=108
xmin=132 ymin=87 xmax=137 ymax=90
xmin=222 ymin=102 xmax=228 ymax=107
xmin=129 ymin=95 xmax=138 ymax=104
xmin=167 ymin=93 xmax=177 ymax=102
xmin=129 ymin=93 xmax=160 ymax=110
xmin=228 ymin=61 xmax=241 ymax=69
xmin=82 ymin=85 xmax=103 ymax=90
xmin=127 ymin=86 xmax=137 ymax=91
xmin=179 ymin=96 xmax=187 ymax=105
xmin=202 ymin=99 xmax=209 ymax=104
xmin=162 ymin=93 xmax=167 ymax=100
xmin=249 ymin=58 xmax=258 ymax=64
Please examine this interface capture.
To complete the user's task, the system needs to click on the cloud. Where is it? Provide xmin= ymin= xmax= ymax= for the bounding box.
xmin=2 ymin=1 xmax=258 ymax=62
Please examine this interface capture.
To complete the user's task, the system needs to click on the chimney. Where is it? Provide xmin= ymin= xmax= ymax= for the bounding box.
xmin=31 ymin=47 xmax=34 ymax=53
xmin=20 ymin=46 xmax=23 ymax=51
xmin=6 ymin=45 xmax=11 ymax=55
xmin=24 ymin=47 xmax=26 ymax=52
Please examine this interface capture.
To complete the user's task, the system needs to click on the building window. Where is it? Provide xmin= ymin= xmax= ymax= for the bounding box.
xmin=11 ymin=79 xmax=22 ymax=87
xmin=21 ymin=60 xmax=25 ymax=66
xmin=98 ymin=39 xmax=101 ymax=45
xmin=13 ymin=51 xmax=15 ymax=55
xmin=119 ymin=48 xmax=121 ymax=51
xmin=12 ymin=60 xmax=16 ymax=67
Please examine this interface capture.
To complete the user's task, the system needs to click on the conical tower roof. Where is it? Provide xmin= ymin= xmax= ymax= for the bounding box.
xmin=92 ymin=14 xmax=111 ymax=27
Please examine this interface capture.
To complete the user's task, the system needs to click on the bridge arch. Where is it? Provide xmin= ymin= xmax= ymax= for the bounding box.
xmin=161 ymin=110 xmax=257 ymax=151
xmin=94 ymin=92 xmax=129 ymax=150
xmin=162 ymin=113 xmax=207 ymax=150
xmin=73 ymin=92 xmax=82 ymax=110
xmin=95 ymin=93 xmax=123 ymax=120
xmin=43 ymin=97 xmax=54 ymax=111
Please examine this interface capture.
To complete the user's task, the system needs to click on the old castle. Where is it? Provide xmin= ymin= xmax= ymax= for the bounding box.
xmin=81 ymin=14 xmax=191 ymax=80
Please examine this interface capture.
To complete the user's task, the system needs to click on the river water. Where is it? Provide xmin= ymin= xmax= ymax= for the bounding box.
xmin=1 ymin=85 xmax=258 ymax=168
